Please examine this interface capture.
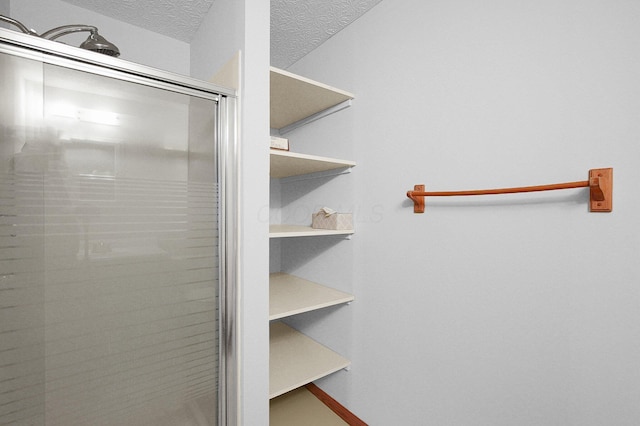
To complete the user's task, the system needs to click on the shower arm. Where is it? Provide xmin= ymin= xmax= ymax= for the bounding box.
xmin=0 ymin=16 xmax=97 ymax=40
xmin=0 ymin=15 xmax=37 ymax=35
xmin=40 ymin=25 xmax=99 ymax=41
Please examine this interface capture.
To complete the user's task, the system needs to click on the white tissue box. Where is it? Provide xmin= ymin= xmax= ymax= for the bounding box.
xmin=311 ymin=211 xmax=353 ymax=230
xmin=270 ymin=136 xmax=289 ymax=150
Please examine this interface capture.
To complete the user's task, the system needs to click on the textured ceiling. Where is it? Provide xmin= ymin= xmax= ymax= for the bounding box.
xmin=60 ymin=0 xmax=216 ymax=42
xmin=270 ymin=0 xmax=383 ymax=68
xmin=61 ymin=0 xmax=383 ymax=68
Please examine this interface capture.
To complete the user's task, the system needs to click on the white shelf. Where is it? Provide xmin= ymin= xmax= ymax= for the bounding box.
xmin=270 ymin=322 xmax=350 ymax=399
xmin=270 ymin=273 xmax=354 ymax=321
xmin=270 ymin=150 xmax=356 ymax=179
xmin=270 ymin=387 xmax=349 ymax=426
xmin=270 ymin=67 xmax=355 ymax=130
xmin=269 ymin=225 xmax=354 ymax=238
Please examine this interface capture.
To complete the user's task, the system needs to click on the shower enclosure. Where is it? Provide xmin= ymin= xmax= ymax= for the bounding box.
xmin=0 ymin=29 xmax=237 ymax=425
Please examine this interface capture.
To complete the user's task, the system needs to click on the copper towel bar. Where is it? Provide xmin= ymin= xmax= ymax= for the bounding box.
xmin=407 ymin=168 xmax=612 ymax=213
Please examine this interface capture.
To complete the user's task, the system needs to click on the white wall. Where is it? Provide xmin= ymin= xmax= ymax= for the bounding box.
xmin=192 ymin=1 xmax=270 ymax=425
xmin=284 ymin=0 xmax=640 ymax=424
xmin=0 ymin=1 xmax=9 ymax=27
xmin=189 ymin=0 xmax=242 ymax=82
xmin=9 ymin=0 xmax=190 ymax=75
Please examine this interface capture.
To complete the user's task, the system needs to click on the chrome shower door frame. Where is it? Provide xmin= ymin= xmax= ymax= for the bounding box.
xmin=0 ymin=27 xmax=239 ymax=426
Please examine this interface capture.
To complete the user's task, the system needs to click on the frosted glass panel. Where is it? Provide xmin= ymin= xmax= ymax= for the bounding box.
xmin=0 ymin=54 xmax=219 ymax=425
xmin=0 ymin=52 xmax=47 ymax=426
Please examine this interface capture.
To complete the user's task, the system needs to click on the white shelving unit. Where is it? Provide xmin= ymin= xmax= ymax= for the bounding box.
xmin=269 ymin=67 xmax=355 ymax=406
xmin=270 ymin=322 xmax=351 ymax=399
xmin=270 ymin=273 xmax=354 ymax=321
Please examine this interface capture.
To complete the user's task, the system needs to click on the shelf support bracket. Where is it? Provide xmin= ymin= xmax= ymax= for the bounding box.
xmin=279 ymin=100 xmax=352 ymax=134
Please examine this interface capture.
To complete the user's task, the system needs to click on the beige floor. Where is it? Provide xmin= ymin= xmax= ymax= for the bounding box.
xmin=270 ymin=387 xmax=349 ymax=426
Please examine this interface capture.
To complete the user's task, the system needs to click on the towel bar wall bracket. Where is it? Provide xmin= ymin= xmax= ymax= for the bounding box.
xmin=407 ymin=168 xmax=613 ymax=213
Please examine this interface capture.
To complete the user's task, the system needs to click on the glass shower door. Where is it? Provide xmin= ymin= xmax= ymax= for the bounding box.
xmin=1 ymin=52 xmax=221 ymax=425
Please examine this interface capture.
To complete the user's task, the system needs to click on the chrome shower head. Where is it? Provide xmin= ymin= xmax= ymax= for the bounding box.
xmin=0 ymin=15 xmax=120 ymax=57
xmin=79 ymin=32 xmax=120 ymax=57
xmin=41 ymin=24 xmax=120 ymax=58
